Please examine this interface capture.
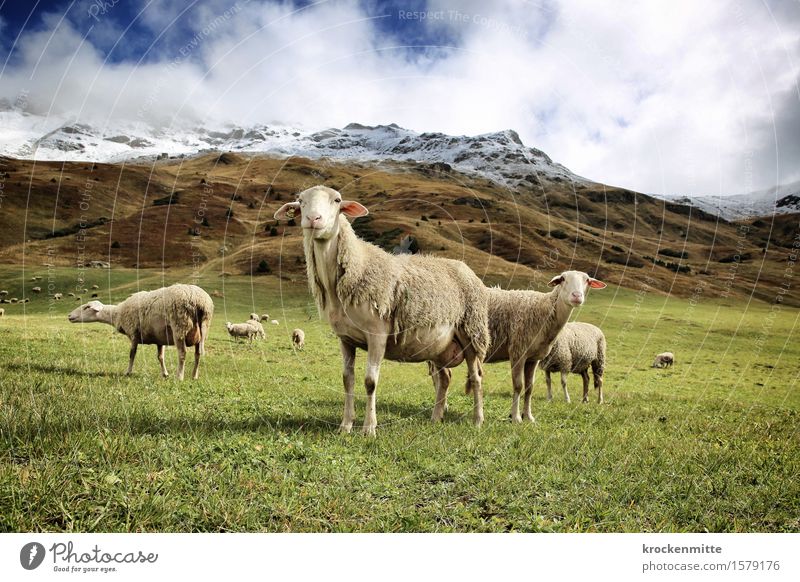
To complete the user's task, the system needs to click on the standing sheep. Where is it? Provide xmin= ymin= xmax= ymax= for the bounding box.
xmin=274 ymin=186 xmax=489 ymax=435
xmin=270 ymin=319 xmax=279 ymax=325
xmin=226 ymin=321 xmax=257 ymax=341
xmin=32 ymin=287 xmax=42 ymax=293
xmin=68 ymin=284 xmax=214 ymax=380
xmin=540 ymin=322 xmax=606 ymax=403
xmin=249 ymin=313 xmax=259 ymax=321
xmin=248 ymin=319 xmax=266 ymax=339
xmin=53 ymin=293 xmax=63 ymax=300
xmin=0 ymin=290 xmax=7 ymax=296
xmin=260 ymin=313 xmax=270 ymax=322
xmin=292 ymin=328 xmax=305 ymax=350
xmin=652 ymin=352 xmax=674 ymax=368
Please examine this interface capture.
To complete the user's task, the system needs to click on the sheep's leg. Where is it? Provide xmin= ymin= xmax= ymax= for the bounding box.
xmin=156 ymin=345 xmax=169 ymax=378
xmin=595 ymin=371 xmax=604 ymax=404
xmin=559 ymin=372 xmax=570 ymax=403
xmin=363 ymin=334 xmax=387 ymax=436
xmin=192 ymin=343 xmax=201 ymax=380
xmin=545 ymin=371 xmax=553 ymax=401
xmin=464 ymin=348 xmax=484 ymax=427
xmin=581 ymin=370 xmax=590 ymax=403
xmin=509 ymin=359 xmax=525 ymax=423
xmin=126 ymin=340 xmax=139 ymax=375
xmin=430 ymin=363 xmax=452 ymax=423
xmin=523 ymin=360 xmax=537 ymax=422
xmin=339 ymin=340 xmax=356 ymax=434
xmin=175 ymin=336 xmax=187 ymax=381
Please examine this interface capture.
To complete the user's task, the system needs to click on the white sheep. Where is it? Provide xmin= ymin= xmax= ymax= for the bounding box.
xmin=259 ymin=313 xmax=270 ymax=321
xmin=9 ymin=298 xmax=18 ymax=303
xmin=540 ymin=322 xmax=606 ymax=404
xmin=433 ymin=271 xmax=606 ymax=423
xmin=652 ymin=352 xmax=674 ymax=368
xmin=68 ymin=284 xmax=214 ymax=380
xmin=20 ymin=298 xmax=29 ymax=304
xmin=91 ymin=285 xmax=100 ymax=290
xmin=248 ymin=319 xmax=266 ymax=339
xmin=0 ymin=290 xmax=7 ymax=296
xmin=249 ymin=312 xmax=259 ymax=321
xmin=275 ymin=186 xmax=489 ymax=435
xmin=68 ymin=292 xmax=75 ymax=297
xmin=270 ymin=319 xmax=279 ymax=325
xmin=226 ymin=321 xmax=257 ymax=341
xmin=292 ymin=328 xmax=305 ymax=349
xmin=53 ymin=293 xmax=63 ymax=300
xmin=32 ymin=287 xmax=42 ymax=293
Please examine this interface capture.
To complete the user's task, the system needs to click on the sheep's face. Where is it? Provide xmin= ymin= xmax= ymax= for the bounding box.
xmin=273 ymin=186 xmax=368 ymax=240
xmin=548 ymin=270 xmax=606 ymax=307
xmin=68 ymin=300 xmax=105 ymax=323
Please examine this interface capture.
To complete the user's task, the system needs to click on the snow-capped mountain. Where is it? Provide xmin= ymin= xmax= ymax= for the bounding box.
xmin=662 ymin=180 xmax=800 ymax=220
xmin=0 ymin=108 xmax=584 ymax=189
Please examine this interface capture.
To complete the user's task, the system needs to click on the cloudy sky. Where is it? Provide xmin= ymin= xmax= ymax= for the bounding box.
xmin=0 ymin=0 xmax=798 ymax=196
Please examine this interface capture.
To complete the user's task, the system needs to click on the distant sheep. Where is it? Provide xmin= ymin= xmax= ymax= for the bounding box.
xmin=0 ymin=290 xmax=7 ymax=296
xmin=226 ymin=321 xmax=257 ymax=341
xmin=270 ymin=319 xmax=279 ymax=325
xmin=32 ymin=287 xmax=42 ymax=293
xmin=9 ymin=298 xmax=18 ymax=303
xmin=68 ymin=284 xmax=214 ymax=380
xmin=292 ymin=328 xmax=305 ymax=349
xmin=259 ymin=314 xmax=270 ymax=321
xmin=91 ymin=285 xmax=100 ymax=290
xmin=20 ymin=298 xmax=30 ymax=304
xmin=68 ymin=292 xmax=75 ymax=297
xmin=249 ymin=313 xmax=259 ymax=321
xmin=53 ymin=293 xmax=63 ymax=300
xmin=652 ymin=352 xmax=674 ymax=368
xmin=540 ymin=322 xmax=606 ymax=403
xmin=248 ymin=319 xmax=266 ymax=339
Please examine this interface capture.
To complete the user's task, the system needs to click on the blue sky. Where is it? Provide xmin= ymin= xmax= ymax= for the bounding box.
xmin=0 ymin=0 xmax=798 ymax=196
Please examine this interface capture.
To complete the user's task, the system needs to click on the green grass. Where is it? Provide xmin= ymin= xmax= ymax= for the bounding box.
xmin=0 ymin=267 xmax=798 ymax=532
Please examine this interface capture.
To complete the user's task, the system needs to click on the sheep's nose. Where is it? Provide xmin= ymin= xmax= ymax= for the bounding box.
xmin=570 ymin=291 xmax=584 ymax=304
xmin=305 ymin=214 xmax=323 ymax=228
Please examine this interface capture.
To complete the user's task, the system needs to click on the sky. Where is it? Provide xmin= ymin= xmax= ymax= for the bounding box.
xmin=0 ymin=0 xmax=798 ymax=196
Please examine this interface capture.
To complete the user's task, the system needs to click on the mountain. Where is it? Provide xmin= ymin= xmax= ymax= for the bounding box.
xmin=0 ymin=109 xmax=583 ymax=190
xmin=660 ymin=180 xmax=800 ymax=220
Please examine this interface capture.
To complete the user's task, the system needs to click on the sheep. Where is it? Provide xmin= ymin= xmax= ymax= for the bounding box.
xmin=0 ymin=290 xmax=7 ymax=296
xmin=91 ymin=284 xmax=99 ymax=290
xmin=226 ymin=321 xmax=257 ymax=341
xmin=32 ymin=287 xmax=42 ymax=293
xmin=91 ymin=293 xmax=98 ymax=298
xmin=652 ymin=352 xmax=674 ymax=368
xmin=430 ymin=271 xmax=606 ymax=422
xmin=270 ymin=319 xmax=279 ymax=325
xmin=248 ymin=319 xmax=266 ymax=339
xmin=292 ymin=328 xmax=305 ymax=349
xmin=259 ymin=314 xmax=270 ymax=321
xmin=68 ymin=284 xmax=214 ymax=380
xmin=540 ymin=322 xmax=606 ymax=404
xmin=53 ymin=293 xmax=63 ymax=300
xmin=68 ymin=292 xmax=75 ymax=297
xmin=9 ymin=298 xmax=18 ymax=303
xmin=274 ymin=185 xmax=489 ymax=435
xmin=20 ymin=298 xmax=30 ymax=304
xmin=249 ymin=312 xmax=259 ymax=321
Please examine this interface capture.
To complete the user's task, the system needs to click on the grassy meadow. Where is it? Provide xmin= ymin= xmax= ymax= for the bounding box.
xmin=0 ymin=266 xmax=798 ymax=532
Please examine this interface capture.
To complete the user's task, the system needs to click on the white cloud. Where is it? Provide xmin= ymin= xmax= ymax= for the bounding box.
xmin=0 ymin=0 xmax=798 ymax=195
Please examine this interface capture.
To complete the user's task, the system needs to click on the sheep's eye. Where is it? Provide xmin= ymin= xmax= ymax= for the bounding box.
xmin=334 ymin=198 xmax=341 ymax=204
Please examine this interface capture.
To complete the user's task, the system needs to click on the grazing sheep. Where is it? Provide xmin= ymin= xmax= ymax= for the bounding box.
xmin=249 ymin=313 xmax=259 ymax=321
xmin=91 ymin=285 xmax=99 ymax=290
xmin=226 ymin=321 xmax=257 ymax=341
xmin=540 ymin=322 xmax=606 ymax=404
xmin=32 ymin=287 xmax=42 ymax=293
xmin=248 ymin=319 xmax=266 ymax=339
xmin=270 ymin=319 xmax=279 ymax=325
xmin=53 ymin=293 xmax=63 ymax=300
xmin=0 ymin=290 xmax=7 ymax=296
xmin=68 ymin=292 xmax=75 ymax=297
xmin=652 ymin=352 xmax=674 ymax=368
xmin=274 ymin=186 xmax=489 ymax=435
xmin=0 ymin=308 xmax=4 ymax=317
xmin=68 ymin=284 xmax=214 ymax=380
xmin=260 ymin=314 xmax=270 ymax=321
xmin=292 ymin=328 xmax=305 ymax=349
xmin=20 ymin=298 xmax=30 ymax=304
xmin=91 ymin=293 xmax=98 ymax=298
xmin=9 ymin=298 xmax=18 ymax=303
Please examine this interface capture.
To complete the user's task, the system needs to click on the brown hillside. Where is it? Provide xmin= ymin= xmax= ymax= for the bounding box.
xmin=0 ymin=154 xmax=797 ymax=306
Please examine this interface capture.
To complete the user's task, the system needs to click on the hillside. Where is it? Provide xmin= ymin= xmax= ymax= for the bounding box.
xmin=0 ymin=152 xmax=796 ymax=306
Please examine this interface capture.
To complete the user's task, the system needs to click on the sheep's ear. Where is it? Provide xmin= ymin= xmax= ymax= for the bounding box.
xmin=340 ymin=200 xmax=369 ymax=217
xmin=88 ymin=301 xmax=104 ymax=312
xmin=273 ymin=201 xmax=300 ymax=220
xmin=547 ymin=275 xmax=565 ymax=287
xmin=588 ymin=278 xmax=607 ymax=289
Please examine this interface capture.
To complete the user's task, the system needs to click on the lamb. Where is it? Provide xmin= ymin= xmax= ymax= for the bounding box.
xmin=53 ymin=293 xmax=63 ymax=300
xmin=32 ymin=287 xmax=42 ymax=293
xmin=291 ymin=328 xmax=305 ymax=349
xmin=68 ymin=284 xmax=214 ymax=380
xmin=226 ymin=321 xmax=257 ymax=341
xmin=652 ymin=352 xmax=674 ymax=368
xmin=274 ymin=185 xmax=489 ymax=435
xmin=540 ymin=322 xmax=606 ymax=404
xmin=431 ymin=271 xmax=606 ymax=422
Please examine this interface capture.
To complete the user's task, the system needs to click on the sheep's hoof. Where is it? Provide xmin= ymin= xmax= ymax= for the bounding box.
xmin=362 ymin=424 xmax=377 ymax=437
xmin=511 ymin=415 xmax=523 ymax=424
xmin=338 ymin=423 xmax=353 ymax=434
xmin=524 ymin=414 xmax=536 ymax=423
